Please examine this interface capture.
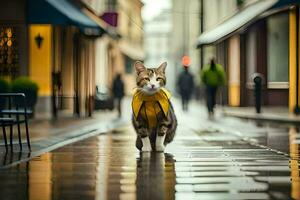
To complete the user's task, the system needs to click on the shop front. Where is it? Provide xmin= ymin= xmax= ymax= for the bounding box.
xmin=197 ymin=0 xmax=299 ymax=112
xmin=26 ymin=0 xmax=105 ymax=118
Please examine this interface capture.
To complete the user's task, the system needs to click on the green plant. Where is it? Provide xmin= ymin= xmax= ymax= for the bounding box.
xmin=11 ymin=77 xmax=39 ymax=108
xmin=0 ymin=78 xmax=10 ymax=93
xmin=0 ymin=78 xmax=10 ymax=108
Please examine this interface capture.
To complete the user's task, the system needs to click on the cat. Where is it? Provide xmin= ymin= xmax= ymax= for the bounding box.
xmin=132 ymin=61 xmax=177 ymax=152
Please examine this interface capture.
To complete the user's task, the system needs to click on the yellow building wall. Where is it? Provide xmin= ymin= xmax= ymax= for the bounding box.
xmin=289 ymin=127 xmax=300 ymax=200
xmin=29 ymin=25 xmax=52 ymax=96
xmin=289 ymin=8 xmax=300 ymax=112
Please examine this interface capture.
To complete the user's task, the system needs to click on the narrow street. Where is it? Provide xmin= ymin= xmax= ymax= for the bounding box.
xmin=1 ymin=0 xmax=300 ymax=200
xmin=0 ymin=101 xmax=298 ymax=200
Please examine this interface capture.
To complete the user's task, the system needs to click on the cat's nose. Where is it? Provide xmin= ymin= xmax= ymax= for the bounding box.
xmin=151 ymin=84 xmax=155 ymax=88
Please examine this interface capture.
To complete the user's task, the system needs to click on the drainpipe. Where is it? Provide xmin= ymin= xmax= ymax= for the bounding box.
xmin=294 ymin=6 xmax=300 ymax=115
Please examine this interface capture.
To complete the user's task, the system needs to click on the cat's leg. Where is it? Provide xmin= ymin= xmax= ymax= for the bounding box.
xmin=141 ymin=137 xmax=152 ymax=152
xmin=133 ymin=117 xmax=152 ymax=152
xmin=156 ymin=126 xmax=167 ymax=152
xmin=139 ymin=128 xmax=152 ymax=152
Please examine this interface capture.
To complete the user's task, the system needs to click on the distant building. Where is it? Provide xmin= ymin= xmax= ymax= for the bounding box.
xmin=171 ymin=0 xmax=201 ymax=95
xmin=143 ymin=9 xmax=173 ymax=91
xmin=84 ymin=0 xmax=144 ymax=95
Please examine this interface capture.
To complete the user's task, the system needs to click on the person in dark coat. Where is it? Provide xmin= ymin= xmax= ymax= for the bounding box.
xmin=112 ymin=73 xmax=125 ymax=117
xmin=177 ymin=66 xmax=194 ymax=111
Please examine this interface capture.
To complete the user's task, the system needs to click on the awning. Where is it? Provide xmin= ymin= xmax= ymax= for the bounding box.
xmin=27 ymin=0 xmax=104 ymax=33
xmin=119 ymin=40 xmax=145 ymax=61
xmin=82 ymin=8 xmax=121 ymax=39
xmin=272 ymin=0 xmax=300 ymax=9
xmin=197 ymin=0 xmax=278 ymax=46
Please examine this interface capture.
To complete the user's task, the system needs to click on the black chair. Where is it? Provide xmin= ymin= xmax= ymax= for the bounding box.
xmin=0 ymin=93 xmax=31 ymax=151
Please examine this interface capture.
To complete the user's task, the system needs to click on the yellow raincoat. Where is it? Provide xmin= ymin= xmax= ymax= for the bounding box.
xmin=132 ymin=88 xmax=171 ymax=128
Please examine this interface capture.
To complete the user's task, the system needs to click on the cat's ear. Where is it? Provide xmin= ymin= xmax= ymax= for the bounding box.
xmin=157 ymin=62 xmax=167 ymax=73
xmin=134 ymin=61 xmax=146 ymax=74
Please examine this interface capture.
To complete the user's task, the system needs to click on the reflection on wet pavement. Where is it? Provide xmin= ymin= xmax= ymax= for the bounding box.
xmin=289 ymin=127 xmax=300 ymax=200
xmin=1 ymin=151 xmax=31 ymax=166
xmin=0 ymin=124 xmax=299 ymax=200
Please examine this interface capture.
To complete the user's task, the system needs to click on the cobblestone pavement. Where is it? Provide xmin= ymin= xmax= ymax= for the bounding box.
xmin=0 ymin=101 xmax=299 ymax=200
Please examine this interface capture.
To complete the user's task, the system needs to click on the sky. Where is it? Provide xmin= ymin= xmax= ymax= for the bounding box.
xmin=141 ymin=0 xmax=171 ymax=21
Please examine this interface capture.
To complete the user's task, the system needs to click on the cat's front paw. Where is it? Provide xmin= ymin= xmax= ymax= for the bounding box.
xmin=155 ymin=144 xmax=165 ymax=152
xmin=156 ymin=134 xmax=166 ymax=152
xmin=141 ymin=137 xmax=152 ymax=152
xmin=141 ymin=145 xmax=152 ymax=152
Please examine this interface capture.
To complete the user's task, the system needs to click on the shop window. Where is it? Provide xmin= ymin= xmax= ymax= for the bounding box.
xmin=0 ymin=27 xmax=19 ymax=78
xmin=245 ymin=29 xmax=256 ymax=86
xmin=106 ymin=0 xmax=117 ymax=11
xmin=125 ymin=55 xmax=133 ymax=73
xmin=267 ymin=13 xmax=289 ymax=84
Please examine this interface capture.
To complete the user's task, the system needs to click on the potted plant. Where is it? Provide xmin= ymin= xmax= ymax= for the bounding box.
xmin=0 ymin=78 xmax=10 ymax=93
xmin=0 ymin=78 xmax=10 ymax=109
xmin=11 ymin=77 xmax=39 ymax=113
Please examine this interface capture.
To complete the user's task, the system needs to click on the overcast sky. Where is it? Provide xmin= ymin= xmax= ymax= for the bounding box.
xmin=142 ymin=0 xmax=171 ymax=21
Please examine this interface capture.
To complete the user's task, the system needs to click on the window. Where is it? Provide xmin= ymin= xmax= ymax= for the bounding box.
xmin=106 ymin=0 xmax=117 ymax=11
xmin=0 ymin=27 xmax=19 ymax=78
xmin=267 ymin=13 xmax=289 ymax=83
xmin=125 ymin=55 xmax=133 ymax=74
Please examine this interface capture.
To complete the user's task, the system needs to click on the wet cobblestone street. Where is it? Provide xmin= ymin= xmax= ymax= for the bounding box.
xmin=0 ymin=101 xmax=299 ymax=200
xmin=0 ymin=0 xmax=299 ymax=199
xmin=0 ymin=108 xmax=299 ymax=200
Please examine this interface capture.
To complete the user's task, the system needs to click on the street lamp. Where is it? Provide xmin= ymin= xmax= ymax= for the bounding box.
xmin=34 ymin=33 xmax=44 ymax=49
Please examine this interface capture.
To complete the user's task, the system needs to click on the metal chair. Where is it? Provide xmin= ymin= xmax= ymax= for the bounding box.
xmin=0 ymin=93 xmax=32 ymax=151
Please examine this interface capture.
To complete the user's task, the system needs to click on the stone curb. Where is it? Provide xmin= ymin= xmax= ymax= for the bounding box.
xmin=223 ymin=111 xmax=300 ymax=126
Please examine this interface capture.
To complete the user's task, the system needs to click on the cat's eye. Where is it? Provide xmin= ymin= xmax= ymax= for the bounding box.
xmin=144 ymin=77 xmax=150 ymax=81
xmin=156 ymin=77 xmax=162 ymax=81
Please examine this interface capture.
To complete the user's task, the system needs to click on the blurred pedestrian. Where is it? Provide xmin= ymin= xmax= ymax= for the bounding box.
xmin=112 ymin=73 xmax=125 ymax=117
xmin=177 ymin=66 xmax=194 ymax=111
xmin=200 ymin=58 xmax=226 ymax=118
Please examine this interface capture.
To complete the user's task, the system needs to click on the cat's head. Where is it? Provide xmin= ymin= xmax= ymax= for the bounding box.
xmin=134 ymin=61 xmax=167 ymax=95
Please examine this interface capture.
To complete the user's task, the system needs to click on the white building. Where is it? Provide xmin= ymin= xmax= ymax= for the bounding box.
xmin=171 ymin=0 xmax=201 ymax=93
xmin=143 ymin=9 xmax=174 ymax=92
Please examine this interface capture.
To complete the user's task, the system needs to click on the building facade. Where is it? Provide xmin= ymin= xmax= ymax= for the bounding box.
xmin=0 ymin=0 xmax=144 ymax=118
xmin=0 ymin=0 xmax=108 ymax=118
xmin=197 ymin=0 xmax=299 ymax=112
xmin=83 ymin=0 xmax=144 ymax=95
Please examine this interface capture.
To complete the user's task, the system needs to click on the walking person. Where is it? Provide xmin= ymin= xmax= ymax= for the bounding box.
xmin=200 ymin=58 xmax=226 ymax=119
xmin=177 ymin=66 xmax=194 ymax=111
xmin=112 ymin=73 xmax=125 ymax=118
